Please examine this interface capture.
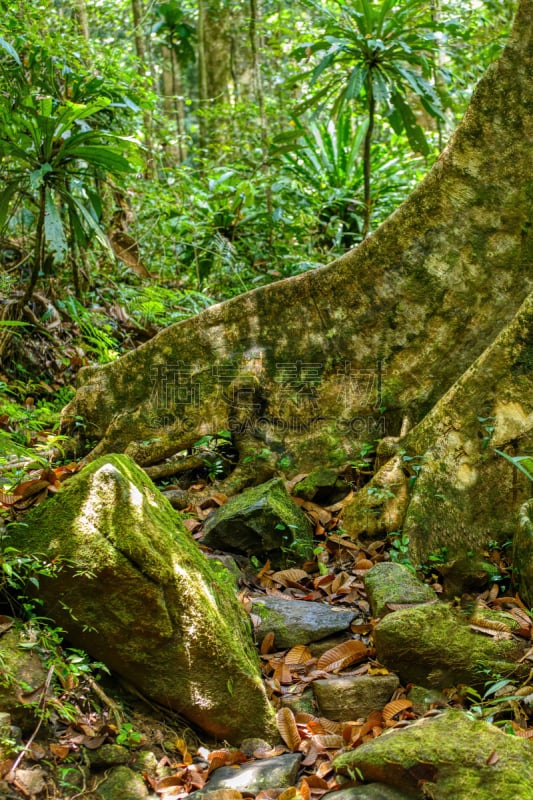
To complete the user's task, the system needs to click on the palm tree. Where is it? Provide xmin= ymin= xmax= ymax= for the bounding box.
xmin=295 ymin=0 xmax=448 ymax=238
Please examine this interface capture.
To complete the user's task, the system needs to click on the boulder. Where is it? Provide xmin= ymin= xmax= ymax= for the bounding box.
xmin=373 ymin=603 xmax=527 ymax=690
xmin=334 ymin=709 xmax=533 ymax=800
xmin=313 ymin=674 xmax=400 ymax=722
xmin=201 ymin=478 xmax=314 ymax=566
xmin=10 ymin=455 xmax=276 ymax=744
xmin=363 ymin=563 xmax=437 ymax=618
xmin=251 ymin=596 xmax=356 ymax=648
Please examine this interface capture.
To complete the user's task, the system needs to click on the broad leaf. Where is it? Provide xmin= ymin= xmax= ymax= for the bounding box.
xmin=44 ymin=191 xmax=68 ymax=264
xmin=0 ymin=36 xmax=21 ymax=65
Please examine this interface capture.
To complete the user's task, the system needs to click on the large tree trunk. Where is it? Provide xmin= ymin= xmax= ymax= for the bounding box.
xmin=62 ymin=0 xmax=532 ymax=547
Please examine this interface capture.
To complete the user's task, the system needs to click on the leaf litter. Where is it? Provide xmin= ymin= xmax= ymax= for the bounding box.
xmin=2 ymin=469 xmax=533 ymax=799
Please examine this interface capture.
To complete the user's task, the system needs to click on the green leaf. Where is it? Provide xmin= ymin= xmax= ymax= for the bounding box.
xmin=44 ymin=191 xmax=68 ymax=264
xmin=69 ymin=194 xmax=112 ymax=254
xmin=29 ymin=163 xmax=53 ymax=191
xmin=39 ymin=97 xmax=54 ymax=118
xmin=54 ymin=97 xmax=113 ymax=139
xmin=345 ymin=65 xmax=367 ymax=101
xmin=0 ymin=181 xmax=20 ymax=230
xmin=495 ymin=449 xmax=533 ymax=482
xmin=73 ymin=145 xmax=133 ymax=173
xmin=310 ymin=51 xmax=337 ymax=87
xmin=483 ymin=679 xmax=513 ymax=699
xmin=390 ymin=92 xmax=430 ymax=155
xmin=0 ymin=36 xmax=21 ymax=65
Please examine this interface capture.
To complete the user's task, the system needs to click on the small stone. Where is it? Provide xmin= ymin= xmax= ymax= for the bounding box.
xmin=406 ymin=685 xmax=447 ymax=715
xmin=239 ymin=738 xmax=272 ymax=758
xmin=313 ymin=675 xmax=400 ymax=721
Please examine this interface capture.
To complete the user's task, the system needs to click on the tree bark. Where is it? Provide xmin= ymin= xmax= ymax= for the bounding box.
xmin=197 ymin=0 xmax=231 ymax=151
xmin=130 ymin=0 xmax=155 ymax=176
xmin=62 ymin=0 xmax=533 ymax=542
xmin=75 ymin=0 xmax=90 ymax=42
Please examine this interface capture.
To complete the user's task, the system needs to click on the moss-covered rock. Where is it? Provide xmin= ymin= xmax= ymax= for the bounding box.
xmin=292 ymin=467 xmax=350 ymax=503
xmin=201 ymin=478 xmax=314 ymax=566
xmin=363 ymin=563 xmax=437 ymax=618
xmin=94 ymin=765 xmax=148 ymax=800
xmin=373 ymin=603 xmax=527 ymax=690
xmin=10 ymin=455 xmax=276 ymax=744
xmin=334 ymin=709 xmax=533 ymax=800
xmin=0 ymin=627 xmax=49 ymax=732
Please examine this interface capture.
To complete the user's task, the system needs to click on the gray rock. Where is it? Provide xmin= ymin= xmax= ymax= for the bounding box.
xmin=323 ymin=785 xmax=414 ymax=800
xmin=94 ymin=765 xmax=148 ymax=800
xmin=334 ymin=710 xmax=533 ymax=800
xmin=313 ymin=675 xmax=400 ymax=721
xmin=10 ymin=768 xmax=47 ymax=797
xmin=201 ymin=478 xmax=314 ymax=566
xmin=363 ymin=562 xmax=437 ymax=618
xmin=251 ymin=596 xmax=355 ymax=648
xmin=197 ymin=754 xmax=302 ymax=794
xmin=10 ymin=455 xmax=276 ymax=745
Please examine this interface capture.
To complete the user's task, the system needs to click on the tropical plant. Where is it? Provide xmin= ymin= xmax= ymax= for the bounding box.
xmin=293 ymin=0 xmax=449 ymax=237
xmin=0 ymin=40 xmax=138 ymax=307
xmin=275 ymin=113 xmax=425 ymax=252
xmin=152 ymin=1 xmax=196 ymax=160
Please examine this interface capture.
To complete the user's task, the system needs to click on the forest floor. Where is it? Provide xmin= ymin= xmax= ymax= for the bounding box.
xmin=1 ymin=309 xmax=532 ymax=800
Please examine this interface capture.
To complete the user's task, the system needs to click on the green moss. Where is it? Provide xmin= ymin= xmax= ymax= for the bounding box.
xmin=334 ymin=710 xmax=533 ymax=800
xmin=373 ymin=603 xmax=527 ymax=690
xmin=9 ymin=455 xmax=276 ymax=743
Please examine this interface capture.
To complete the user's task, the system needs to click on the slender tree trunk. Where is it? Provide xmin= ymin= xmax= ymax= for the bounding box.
xmin=131 ymin=0 xmax=155 ymax=177
xmin=197 ymin=0 xmax=231 ymax=153
xmin=169 ymin=43 xmax=186 ymax=163
xmin=22 ymin=185 xmax=46 ymax=308
xmin=361 ymin=77 xmax=375 ymax=240
xmin=250 ymin=0 xmax=273 ymax=249
xmin=197 ymin=0 xmax=209 ymax=153
xmin=75 ymin=0 xmax=90 ymax=42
